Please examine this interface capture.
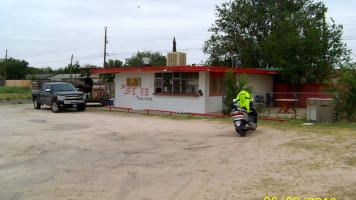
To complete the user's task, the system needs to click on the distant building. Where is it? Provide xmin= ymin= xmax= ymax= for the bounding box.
xmin=26 ymin=74 xmax=55 ymax=80
xmin=47 ymin=74 xmax=82 ymax=82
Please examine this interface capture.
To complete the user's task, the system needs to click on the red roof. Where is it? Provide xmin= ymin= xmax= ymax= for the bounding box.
xmin=90 ymin=66 xmax=278 ymax=75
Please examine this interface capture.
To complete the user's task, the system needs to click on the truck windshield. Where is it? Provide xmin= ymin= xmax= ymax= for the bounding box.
xmin=52 ymin=84 xmax=76 ymax=92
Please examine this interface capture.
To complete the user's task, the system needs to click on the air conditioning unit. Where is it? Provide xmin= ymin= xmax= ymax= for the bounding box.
xmin=167 ymin=52 xmax=186 ymax=66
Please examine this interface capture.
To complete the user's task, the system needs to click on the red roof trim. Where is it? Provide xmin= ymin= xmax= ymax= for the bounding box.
xmin=90 ymin=66 xmax=278 ymax=75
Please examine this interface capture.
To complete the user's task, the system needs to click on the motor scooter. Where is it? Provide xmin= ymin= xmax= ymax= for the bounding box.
xmin=230 ymin=99 xmax=258 ymax=137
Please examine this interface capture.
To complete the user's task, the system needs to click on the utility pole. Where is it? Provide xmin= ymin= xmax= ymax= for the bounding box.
xmin=4 ymin=50 xmax=7 ymax=80
xmin=104 ymin=26 xmax=107 ymax=68
xmin=70 ymin=54 xmax=73 ymax=83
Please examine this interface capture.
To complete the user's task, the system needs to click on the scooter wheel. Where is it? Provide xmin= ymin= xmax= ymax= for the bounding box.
xmin=238 ymin=130 xmax=246 ymax=137
xmin=251 ymin=125 xmax=257 ymax=130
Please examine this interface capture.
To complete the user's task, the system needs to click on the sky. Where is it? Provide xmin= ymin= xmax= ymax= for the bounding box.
xmin=1 ymin=0 xmax=356 ymax=69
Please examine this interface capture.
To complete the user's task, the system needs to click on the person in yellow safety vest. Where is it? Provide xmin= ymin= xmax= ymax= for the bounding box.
xmin=236 ymin=90 xmax=252 ymax=113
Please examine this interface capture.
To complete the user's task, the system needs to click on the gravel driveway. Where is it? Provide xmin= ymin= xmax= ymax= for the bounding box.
xmin=0 ymin=104 xmax=355 ymax=200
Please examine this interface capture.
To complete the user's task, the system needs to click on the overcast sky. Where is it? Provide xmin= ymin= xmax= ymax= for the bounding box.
xmin=1 ymin=0 xmax=356 ymax=69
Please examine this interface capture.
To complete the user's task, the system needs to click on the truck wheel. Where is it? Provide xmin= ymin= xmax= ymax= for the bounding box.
xmin=76 ymin=104 xmax=86 ymax=111
xmin=51 ymin=101 xmax=61 ymax=113
xmin=34 ymin=98 xmax=41 ymax=109
xmin=101 ymin=100 xmax=108 ymax=106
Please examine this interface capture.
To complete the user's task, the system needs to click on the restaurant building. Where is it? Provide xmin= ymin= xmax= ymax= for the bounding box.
xmin=90 ymin=66 xmax=278 ymax=114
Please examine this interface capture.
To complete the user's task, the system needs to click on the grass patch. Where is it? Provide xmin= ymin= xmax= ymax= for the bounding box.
xmin=283 ymin=140 xmax=333 ymax=152
xmin=0 ymin=93 xmax=32 ymax=101
xmin=0 ymin=86 xmax=32 ymax=101
xmin=344 ymin=156 xmax=356 ymax=166
xmin=279 ymin=124 xmax=356 ymax=169
xmin=326 ymin=186 xmax=356 ymax=200
xmin=257 ymin=118 xmax=356 ymax=136
xmin=0 ymin=86 xmax=31 ymax=94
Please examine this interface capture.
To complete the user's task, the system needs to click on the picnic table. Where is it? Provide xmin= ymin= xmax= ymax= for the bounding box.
xmin=275 ymin=99 xmax=299 ymax=114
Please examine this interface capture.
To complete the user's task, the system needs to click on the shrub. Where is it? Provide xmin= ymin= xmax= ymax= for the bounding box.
xmin=222 ymin=70 xmax=253 ymax=115
xmin=325 ymin=66 xmax=356 ymax=122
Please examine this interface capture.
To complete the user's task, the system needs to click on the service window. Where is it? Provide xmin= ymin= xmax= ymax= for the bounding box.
xmin=154 ymin=72 xmax=199 ymax=95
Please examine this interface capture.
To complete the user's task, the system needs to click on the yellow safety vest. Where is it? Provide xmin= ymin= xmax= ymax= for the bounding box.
xmin=236 ymin=91 xmax=251 ymax=112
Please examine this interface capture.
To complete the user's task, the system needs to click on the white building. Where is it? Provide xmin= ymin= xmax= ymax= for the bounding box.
xmin=91 ymin=66 xmax=278 ymax=114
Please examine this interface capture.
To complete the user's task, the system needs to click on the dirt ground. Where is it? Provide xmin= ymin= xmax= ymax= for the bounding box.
xmin=0 ymin=104 xmax=355 ymax=200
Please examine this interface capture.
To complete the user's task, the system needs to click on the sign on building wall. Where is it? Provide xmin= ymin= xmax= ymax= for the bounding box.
xmin=126 ymin=78 xmax=141 ymax=87
xmin=121 ymin=84 xmax=152 ymax=101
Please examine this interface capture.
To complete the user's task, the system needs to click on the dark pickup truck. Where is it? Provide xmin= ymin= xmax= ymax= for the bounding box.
xmin=32 ymin=82 xmax=86 ymax=113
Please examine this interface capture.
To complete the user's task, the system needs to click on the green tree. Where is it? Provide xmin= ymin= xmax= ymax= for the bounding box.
xmin=104 ymin=59 xmax=123 ymax=83
xmin=25 ymin=66 xmax=55 ymax=76
xmin=223 ymin=70 xmax=237 ymax=114
xmin=55 ymin=66 xmax=71 ymax=74
xmin=54 ymin=61 xmax=80 ymax=74
xmin=104 ymin=59 xmax=123 ymax=96
xmin=204 ymin=0 xmax=350 ymax=87
xmin=0 ymin=58 xmax=29 ymax=79
xmin=26 ymin=66 xmax=45 ymax=75
xmin=43 ymin=67 xmax=55 ymax=73
xmin=125 ymin=51 xmax=166 ymax=67
xmin=325 ymin=63 xmax=356 ymax=122
xmin=222 ymin=70 xmax=252 ymax=115
xmin=81 ymin=64 xmax=99 ymax=77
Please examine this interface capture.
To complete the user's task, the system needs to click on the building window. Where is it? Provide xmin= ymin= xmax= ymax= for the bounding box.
xmin=210 ymin=72 xmax=227 ymax=96
xmin=155 ymin=72 xmax=199 ymax=95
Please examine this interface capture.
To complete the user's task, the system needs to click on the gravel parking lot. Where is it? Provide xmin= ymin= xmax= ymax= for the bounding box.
xmin=0 ymin=104 xmax=355 ymax=200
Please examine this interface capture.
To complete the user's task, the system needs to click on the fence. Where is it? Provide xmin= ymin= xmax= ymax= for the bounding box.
xmin=223 ymin=91 xmax=337 ymax=120
xmin=272 ymin=82 xmax=330 ymax=107
xmin=251 ymin=92 xmax=334 ymax=108
xmin=3 ymin=80 xmax=32 ymax=87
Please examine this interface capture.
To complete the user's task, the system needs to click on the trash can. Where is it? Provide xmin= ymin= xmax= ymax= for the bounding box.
xmin=108 ymin=99 xmax=114 ymax=106
xmin=307 ymin=98 xmax=334 ymax=123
